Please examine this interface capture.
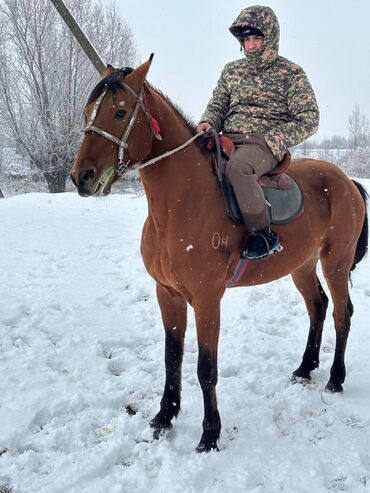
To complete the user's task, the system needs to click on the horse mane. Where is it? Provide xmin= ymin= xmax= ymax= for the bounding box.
xmin=146 ymin=83 xmax=197 ymax=135
xmin=86 ymin=68 xmax=202 ymax=150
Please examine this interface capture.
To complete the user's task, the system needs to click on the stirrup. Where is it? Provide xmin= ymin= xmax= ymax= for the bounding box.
xmin=242 ymin=243 xmax=283 ymax=260
xmin=241 ymin=228 xmax=283 ymax=260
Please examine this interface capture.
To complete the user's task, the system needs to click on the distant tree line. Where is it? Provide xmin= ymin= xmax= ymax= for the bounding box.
xmin=0 ymin=0 xmax=138 ymax=193
xmin=294 ymin=105 xmax=370 ymax=152
xmin=293 ymin=105 xmax=370 ymax=178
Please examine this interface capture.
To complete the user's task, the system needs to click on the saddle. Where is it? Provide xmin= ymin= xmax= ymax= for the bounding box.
xmin=207 ymin=134 xmax=304 ymax=225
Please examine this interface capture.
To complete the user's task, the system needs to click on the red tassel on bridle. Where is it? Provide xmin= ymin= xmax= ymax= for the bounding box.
xmin=143 ymin=92 xmax=161 ymax=136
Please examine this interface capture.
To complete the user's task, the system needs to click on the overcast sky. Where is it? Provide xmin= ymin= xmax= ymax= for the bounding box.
xmin=112 ymin=1 xmax=370 ymax=141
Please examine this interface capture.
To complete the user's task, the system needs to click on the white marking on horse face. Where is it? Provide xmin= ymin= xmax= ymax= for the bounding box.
xmin=119 ymin=101 xmax=126 ymax=107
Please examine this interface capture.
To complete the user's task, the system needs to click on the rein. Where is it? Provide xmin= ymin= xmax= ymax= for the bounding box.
xmin=131 ymin=131 xmax=205 ymax=172
xmin=84 ymin=80 xmax=205 ymax=177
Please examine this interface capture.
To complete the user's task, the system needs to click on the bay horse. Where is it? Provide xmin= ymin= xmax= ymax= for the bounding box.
xmin=70 ymin=56 xmax=368 ymax=452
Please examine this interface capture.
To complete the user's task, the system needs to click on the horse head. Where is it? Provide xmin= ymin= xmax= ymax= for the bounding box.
xmin=71 ymin=55 xmax=156 ymax=196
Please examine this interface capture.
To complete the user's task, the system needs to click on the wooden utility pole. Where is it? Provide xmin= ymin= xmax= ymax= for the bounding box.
xmin=49 ymin=0 xmax=106 ymax=76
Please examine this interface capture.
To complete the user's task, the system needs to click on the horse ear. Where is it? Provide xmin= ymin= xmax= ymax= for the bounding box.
xmin=125 ymin=54 xmax=154 ymax=92
xmin=102 ymin=64 xmax=115 ymax=79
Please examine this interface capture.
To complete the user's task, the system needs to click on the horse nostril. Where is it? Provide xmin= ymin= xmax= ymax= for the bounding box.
xmin=79 ymin=168 xmax=96 ymax=184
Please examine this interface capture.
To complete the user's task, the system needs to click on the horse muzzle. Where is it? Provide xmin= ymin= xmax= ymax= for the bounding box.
xmin=70 ymin=165 xmax=116 ymax=197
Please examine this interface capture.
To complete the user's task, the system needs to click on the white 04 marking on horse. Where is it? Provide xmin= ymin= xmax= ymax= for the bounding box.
xmin=212 ymin=232 xmax=229 ymax=251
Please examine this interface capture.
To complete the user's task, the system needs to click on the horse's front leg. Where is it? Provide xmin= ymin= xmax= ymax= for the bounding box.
xmin=150 ymin=283 xmax=187 ymax=434
xmin=193 ymin=296 xmax=222 ymax=452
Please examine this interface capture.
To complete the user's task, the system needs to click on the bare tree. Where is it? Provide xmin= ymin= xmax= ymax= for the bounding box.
xmin=0 ymin=131 xmax=9 ymax=197
xmin=347 ymin=104 xmax=369 ymax=151
xmin=329 ymin=135 xmax=348 ymax=150
xmin=0 ymin=0 xmax=138 ymax=192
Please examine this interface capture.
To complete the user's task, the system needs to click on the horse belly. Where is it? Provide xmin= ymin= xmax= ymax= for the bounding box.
xmin=235 ymin=198 xmax=329 ymax=287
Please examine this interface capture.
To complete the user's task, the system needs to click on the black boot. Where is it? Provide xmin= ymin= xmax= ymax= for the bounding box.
xmin=241 ymin=226 xmax=283 ymax=260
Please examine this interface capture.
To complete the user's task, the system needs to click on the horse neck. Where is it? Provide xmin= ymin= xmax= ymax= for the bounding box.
xmin=139 ymin=90 xmax=218 ymax=226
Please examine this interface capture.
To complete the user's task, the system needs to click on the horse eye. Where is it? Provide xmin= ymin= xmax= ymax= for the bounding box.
xmin=115 ymin=109 xmax=126 ymax=119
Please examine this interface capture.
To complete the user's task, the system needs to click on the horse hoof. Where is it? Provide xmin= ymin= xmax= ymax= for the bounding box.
xmin=325 ymin=380 xmax=343 ymax=393
xmin=195 ymin=441 xmax=219 ymax=453
xmin=149 ymin=414 xmax=172 ymax=439
xmin=290 ymin=371 xmax=311 ymax=385
xmin=150 ymin=422 xmax=172 ymax=440
xmin=195 ymin=431 xmax=219 ymax=453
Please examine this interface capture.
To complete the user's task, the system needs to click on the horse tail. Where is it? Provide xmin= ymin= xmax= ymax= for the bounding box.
xmin=350 ymin=180 xmax=368 ymax=273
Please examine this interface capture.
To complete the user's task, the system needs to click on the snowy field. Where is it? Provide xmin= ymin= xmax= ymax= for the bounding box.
xmin=0 ymin=182 xmax=369 ymax=493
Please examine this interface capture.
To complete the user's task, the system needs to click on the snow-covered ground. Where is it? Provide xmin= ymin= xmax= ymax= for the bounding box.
xmin=0 ymin=182 xmax=369 ymax=493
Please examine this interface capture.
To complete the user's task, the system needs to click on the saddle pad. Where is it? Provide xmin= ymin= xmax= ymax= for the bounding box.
xmin=221 ymin=174 xmax=304 ymax=225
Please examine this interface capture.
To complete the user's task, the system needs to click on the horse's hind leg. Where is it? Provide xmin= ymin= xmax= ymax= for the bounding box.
xmin=320 ymin=251 xmax=354 ymax=392
xmin=291 ymin=257 xmax=329 ymax=381
xmin=150 ymin=283 xmax=187 ymax=433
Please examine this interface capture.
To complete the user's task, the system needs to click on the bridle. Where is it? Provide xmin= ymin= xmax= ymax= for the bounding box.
xmin=83 ymin=78 xmax=206 ymax=181
xmin=83 ymin=81 xmax=162 ymax=176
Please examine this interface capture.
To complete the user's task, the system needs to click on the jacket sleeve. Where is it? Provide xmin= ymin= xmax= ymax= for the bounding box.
xmin=264 ymin=68 xmax=320 ymax=161
xmin=199 ymin=65 xmax=230 ymax=132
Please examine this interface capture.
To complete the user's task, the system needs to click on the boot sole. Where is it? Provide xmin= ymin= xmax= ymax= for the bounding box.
xmin=243 ymin=243 xmax=283 ymax=260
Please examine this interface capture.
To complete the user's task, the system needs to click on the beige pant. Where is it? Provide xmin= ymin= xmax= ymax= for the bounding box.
xmin=224 ymin=134 xmax=278 ymax=232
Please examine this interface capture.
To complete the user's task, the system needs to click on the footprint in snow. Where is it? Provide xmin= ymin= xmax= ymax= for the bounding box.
xmin=108 ymin=360 xmax=124 ymax=376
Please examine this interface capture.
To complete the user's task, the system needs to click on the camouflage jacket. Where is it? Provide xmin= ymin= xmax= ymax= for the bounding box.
xmin=199 ymin=6 xmax=319 ymax=161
